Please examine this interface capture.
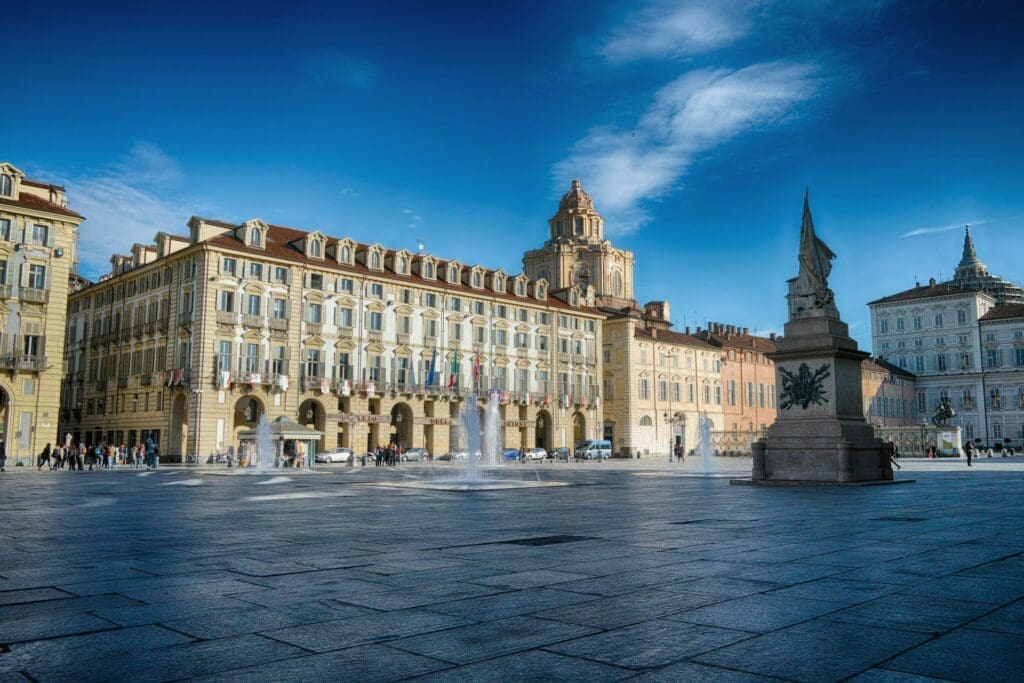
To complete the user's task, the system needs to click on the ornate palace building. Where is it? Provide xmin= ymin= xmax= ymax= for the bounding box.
xmin=59 ymin=208 xmax=605 ymax=460
xmin=869 ymin=227 xmax=1024 ymax=447
xmin=0 ymin=163 xmax=84 ymax=462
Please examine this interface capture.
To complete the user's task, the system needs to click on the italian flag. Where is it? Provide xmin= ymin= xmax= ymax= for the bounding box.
xmin=448 ymin=349 xmax=460 ymax=388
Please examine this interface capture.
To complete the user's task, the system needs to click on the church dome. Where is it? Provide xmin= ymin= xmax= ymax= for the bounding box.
xmin=558 ymin=179 xmax=594 ymax=213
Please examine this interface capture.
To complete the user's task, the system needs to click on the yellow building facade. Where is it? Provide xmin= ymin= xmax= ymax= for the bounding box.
xmin=0 ymin=163 xmax=84 ymax=463
xmin=59 ymin=216 xmax=604 ymax=460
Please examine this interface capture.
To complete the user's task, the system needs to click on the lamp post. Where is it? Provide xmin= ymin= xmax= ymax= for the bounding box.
xmin=919 ymin=416 xmax=928 ymax=457
xmin=663 ymin=411 xmax=683 ymax=462
xmin=191 ymin=388 xmax=203 ymax=462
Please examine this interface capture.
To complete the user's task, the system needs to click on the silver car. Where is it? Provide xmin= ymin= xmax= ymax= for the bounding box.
xmin=401 ymin=448 xmax=429 ymax=462
xmin=315 ymin=448 xmax=353 ymax=463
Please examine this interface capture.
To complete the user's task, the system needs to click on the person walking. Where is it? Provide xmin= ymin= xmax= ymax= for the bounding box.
xmin=145 ymin=436 xmax=157 ymax=469
xmin=0 ymin=439 xmax=6 ymax=472
xmin=37 ymin=443 xmax=52 ymax=471
xmin=964 ymin=439 xmax=974 ymax=467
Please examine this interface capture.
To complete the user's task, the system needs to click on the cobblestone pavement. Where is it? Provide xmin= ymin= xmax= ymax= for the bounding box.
xmin=1 ymin=458 xmax=1022 ymax=681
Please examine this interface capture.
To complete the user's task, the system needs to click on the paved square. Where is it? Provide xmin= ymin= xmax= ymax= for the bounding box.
xmin=1 ymin=457 xmax=1023 ymax=680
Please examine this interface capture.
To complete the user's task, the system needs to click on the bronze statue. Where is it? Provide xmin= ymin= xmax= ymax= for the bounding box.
xmin=931 ymin=398 xmax=956 ymax=427
xmin=788 ymin=190 xmax=839 ymax=319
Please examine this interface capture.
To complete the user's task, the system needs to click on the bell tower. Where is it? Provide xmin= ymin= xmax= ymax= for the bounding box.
xmin=523 ymin=179 xmax=635 ymax=308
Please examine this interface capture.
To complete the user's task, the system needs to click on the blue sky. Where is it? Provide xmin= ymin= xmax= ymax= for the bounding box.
xmin=3 ymin=0 xmax=1022 ymax=349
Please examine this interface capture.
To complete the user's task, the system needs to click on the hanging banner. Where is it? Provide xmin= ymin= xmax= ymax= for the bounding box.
xmin=249 ymin=373 xmax=260 ymax=389
xmin=277 ymin=374 xmax=289 ymax=392
xmin=366 ymin=381 xmax=376 ymax=398
xmin=339 ymin=379 xmax=351 ymax=397
xmin=320 ymin=377 xmax=329 ymax=394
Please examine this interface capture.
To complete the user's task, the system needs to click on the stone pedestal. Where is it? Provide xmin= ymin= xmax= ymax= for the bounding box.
xmin=744 ymin=313 xmax=896 ymax=485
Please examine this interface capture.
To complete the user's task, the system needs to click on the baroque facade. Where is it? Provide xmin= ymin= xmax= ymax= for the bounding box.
xmin=0 ymin=163 xmax=84 ymax=462
xmin=60 ymin=214 xmax=605 ymax=460
xmin=869 ymin=228 xmax=1024 ymax=447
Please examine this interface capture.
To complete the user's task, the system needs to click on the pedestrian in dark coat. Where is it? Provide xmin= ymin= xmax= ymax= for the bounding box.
xmin=0 ymin=439 xmax=6 ymax=472
xmin=964 ymin=440 xmax=974 ymax=467
xmin=37 ymin=443 xmax=52 ymax=470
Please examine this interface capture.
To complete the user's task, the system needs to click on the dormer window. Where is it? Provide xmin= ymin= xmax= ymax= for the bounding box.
xmin=448 ymin=266 xmax=459 ymax=284
xmin=515 ymin=281 xmax=525 ymax=297
xmin=370 ymin=251 xmax=382 ymax=270
xmin=424 ymin=262 xmax=435 ymax=279
xmin=536 ymin=284 xmax=546 ymax=299
xmin=472 ymin=271 xmax=482 ymax=288
xmin=398 ymin=256 xmax=408 ymax=274
xmin=0 ymin=175 xmax=11 ymax=197
xmin=310 ymin=240 xmax=322 ymax=258
xmin=248 ymin=228 xmax=260 ymax=246
xmin=494 ymin=276 xmax=505 ymax=292
xmin=340 ymin=245 xmax=351 ymax=263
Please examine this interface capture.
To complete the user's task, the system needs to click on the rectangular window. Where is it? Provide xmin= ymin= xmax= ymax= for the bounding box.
xmin=879 ymin=319 xmax=888 ymax=333
xmin=31 ymin=224 xmax=49 ymax=245
xmin=305 ymin=349 xmax=322 ymax=377
xmin=672 ymin=383 xmax=681 ymax=401
xmin=1015 ymin=348 xmax=1024 ymax=367
xmin=986 ymin=349 xmax=1003 ymax=368
xmin=449 ymin=297 xmax=461 ymax=312
xmin=759 ymin=383 xmax=766 ymax=408
xmin=936 ymin=353 xmax=947 ymax=372
xmin=423 ymin=292 xmax=436 ymax=307
xmin=217 ymin=341 xmax=232 ymax=371
xmin=306 ymin=303 xmax=322 ymax=323
xmin=338 ymin=307 xmax=354 ymax=328
xmin=369 ymin=284 xmax=384 ymax=301
xmin=427 ymin=319 xmax=438 ymax=338
xmin=935 ymin=313 xmax=943 ymax=327
xmin=638 ymin=378 xmax=649 ymax=400
xmin=495 ymin=329 xmax=507 ymax=346
xmin=957 ymin=309 xmax=967 ymax=325
xmin=514 ymin=332 xmax=528 ymax=349
xmin=339 ymin=278 xmax=354 ymax=293
xmin=475 ymin=326 xmax=485 ymax=344
xmin=728 ymin=380 xmax=737 ymax=406
xmin=915 ymin=356 xmax=924 ymax=372
xmin=538 ymin=335 xmax=548 ymax=351
xmin=896 ymin=317 xmax=905 ymax=331
xmin=248 ymin=262 xmax=263 ymax=279
xmin=28 ymin=264 xmax=45 ymax=289
xmin=308 ymin=273 xmax=324 ymax=290
xmin=451 ymin=323 xmax=462 ymax=341
xmin=917 ymin=391 xmax=926 ymax=413
xmin=369 ymin=311 xmax=382 ymax=331
xmin=274 ymin=266 xmax=289 ymax=283
xmin=272 ymin=298 xmax=287 ymax=319
xmin=218 ymin=291 xmax=234 ymax=312
xmin=658 ymin=381 xmax=667 ymax=401
xmin=746 ymin=382 xmax=754 ymax=406
xmin=0 ymin=219 xmax=10 ymax=240
xmin=222 ymin=258 xmax=237 ymax=276
xmin=243 ymin=343 xmax=259 ymax=373
xmin=246 ymin=294 xmax=261 ymax=316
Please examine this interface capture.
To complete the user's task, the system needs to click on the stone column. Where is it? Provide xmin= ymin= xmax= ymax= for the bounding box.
xmin=751 ymin=440 xmax=767 ymax=480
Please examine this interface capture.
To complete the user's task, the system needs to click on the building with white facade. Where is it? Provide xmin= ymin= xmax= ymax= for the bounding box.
xmin=869 ymin=227 xmax=1024 ymax=447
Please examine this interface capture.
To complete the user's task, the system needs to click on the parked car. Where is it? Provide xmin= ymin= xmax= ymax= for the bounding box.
xmin=524 ymin=448 xmax=548 ymax=461
xmin=577 ymin=440 xmax=612 ymax=460
xmin=442 ymin=450 xmax=468 ymax=461
xmin=315 ymin=448 xmax=353 ymax=463
xmin=401 ymin=448 xmax=429 ymax=462
xmin=551 ymin=447 xmax=571 ymax=460
xmin=503 ymin=448 xmax=520 ymax=461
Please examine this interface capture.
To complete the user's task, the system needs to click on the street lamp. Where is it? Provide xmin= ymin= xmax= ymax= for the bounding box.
xmin=919 ymin=416 xmax=928 ymax=457
xmin=191 ymin=388 xmax=203 ymax=462
xmin=663 ymin=411 xmax=683 ymax=462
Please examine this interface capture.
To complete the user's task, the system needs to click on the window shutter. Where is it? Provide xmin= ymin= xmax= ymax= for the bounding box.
xmin=217 ymin=258 xmax=223 ymax=274
xmin=46 ymin=225 xmax=55 ymax=248
xmin=40 ymin=334 xmax=47 ymax=359
xmin=44 ymin=266 xmax=53 ymax=291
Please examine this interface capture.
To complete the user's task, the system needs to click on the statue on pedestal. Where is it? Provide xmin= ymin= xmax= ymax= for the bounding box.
xmin=788 ymin=190 xmax=839 ymax=320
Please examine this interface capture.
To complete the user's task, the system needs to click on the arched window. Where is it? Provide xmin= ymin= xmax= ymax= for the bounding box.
xmin=575 ymin=267 xmax=589 ymax=290
xmin=340 ymin=246 xmax=351 ymax=263
xmin=613 ymin=271 xmax=623 ymax=298
xmin=516 ymin=281 xmax=524 ymax=296
xmin=640 ymin=415 xmax=653 ymax=426
xmin=424 ymin=262 xmax=434 ymax=279
xmin=574 ymin=217 xmax=583 ymax=235
xmin=557 ymin=219 xmax=565 ymax=236
xmin=249 ymin=228 xmax=260 ymax=246
xmin=448 ymin=267 xmax=458 ymax=283
xmin=0 ymin=174 xmax=11 ymax=197
xmin=370 ymin=252 xmax=381 ymax=269
xmin=310 ymin=240 xmax=322 ymax=257
xmin=398 ymin=256 xmax=407 ymax=273
xmin=472 ymin=272 xmax=481 ymax=288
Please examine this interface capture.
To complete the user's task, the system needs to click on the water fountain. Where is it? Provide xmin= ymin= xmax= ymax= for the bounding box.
xmin=366 ymin=394 xmax=566 ymax=491
xmin=254 ymin=412 xmax=276 ymax=473
xmin=697 ymin=412 xmax=715 ymax=474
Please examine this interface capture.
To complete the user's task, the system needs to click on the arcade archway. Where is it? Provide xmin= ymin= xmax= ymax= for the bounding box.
xmin=572 ymin=411 xmax=586 ymax=447
xmin=390 ymin=402 xmax=413 ymax=449
xmin=535 ymin=409 xmax=552 ymax=451
xmin=298 ymin=398 xmax=326 ymax=452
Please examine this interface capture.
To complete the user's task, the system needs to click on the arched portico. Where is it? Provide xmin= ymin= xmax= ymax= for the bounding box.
xmin=390 ymin=402 xmax=413 ymax=449
xmin=298 ymin=398 xmax=327 ymax=452
xmin=535 ymin=409 xmax=552 ymax=451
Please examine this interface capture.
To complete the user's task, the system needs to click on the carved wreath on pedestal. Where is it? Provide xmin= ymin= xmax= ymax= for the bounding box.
xmin=779 ymin=362 xmax=831 ymax=410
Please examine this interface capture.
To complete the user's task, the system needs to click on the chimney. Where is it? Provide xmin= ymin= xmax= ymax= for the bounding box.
xmin=684 ymin=326 xmax=691 ymax=334
xmin=929 ymin=277 xmax=936 ymax=286
xmin=696 ymin=326 xmax=702 ymax=333
xmin=769 ymin=333 xmax=777 ymax=341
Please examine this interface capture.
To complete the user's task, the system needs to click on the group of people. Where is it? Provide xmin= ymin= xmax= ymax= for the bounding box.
xmin=28 ymin=438 xmax=161 ymax=471
xmin=373 ymin=443 xmax=403 ymax=466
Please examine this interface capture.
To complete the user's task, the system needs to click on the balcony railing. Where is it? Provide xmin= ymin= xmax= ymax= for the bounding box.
xmin=216 ymin=311 xmax=237 ymax=325
xmin=96 ymin=379 xmax=108 ymax=391
xmin=268 ymin=317 xmax=288 ymax=331
xmin=140 ymin=374 xmax=153 ymax=386
xmin=0 ymin=355 xmax=47 ymax=372
xmin=178 ymin=311 xmax=193 ymax=325
xmin=367 ymin=330 xmax=383 ymax=342
xmin=306 ymin=322 xmax=323 ymax=336
xmin=0 ymin=284 xmax=12 ymax=299
xmin=157 ymin=317 xmax=169 ymax=333
xmin=145 ymin=321 xmax=157 ymax=335
xmin=243 ymin=314 xmax=262 ymax=328
xmin=117 ymin=377 xmax=129 ymax=389
xmin=19 ymin=288 xmax=49 ymax=305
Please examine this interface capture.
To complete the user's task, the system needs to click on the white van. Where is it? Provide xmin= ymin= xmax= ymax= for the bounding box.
xmin=577 ymin=440 xmax=612 ymax=460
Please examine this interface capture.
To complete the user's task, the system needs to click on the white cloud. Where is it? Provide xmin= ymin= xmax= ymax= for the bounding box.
xmin=601 ymin=0 xmax=753 ymax=62
xmin=338 ymin=187 xmax=360 ymax=198
xmin=52 ymin=143 xmax=200 ymax=278
xmin=555 ymin=62 xmax=818 ymax=234
xmin=902 ymin=220 xmax=983 ymax=238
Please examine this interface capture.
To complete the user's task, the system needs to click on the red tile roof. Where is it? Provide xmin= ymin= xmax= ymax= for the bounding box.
xmin=21 ymin=178 xmax=66 ymax=191
xmin=868 ymin=281 xmax=977 ymax=305
xmin=694 ymin=330 xmax=778 ymax=353
xmin=0 ymin=192 xmax=84 ymax=219
xmin=979 ymin=303 xmax=1024 ymax=322
xmin=200 ymin=220 xmax=603 ymax=315
xmin=634 ymin=327 xmax=720 ymax=350
xmin=862 ymin=356 xmax=915 ymax=379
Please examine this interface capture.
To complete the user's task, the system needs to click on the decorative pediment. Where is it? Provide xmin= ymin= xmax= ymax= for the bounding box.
xmin=364 ymin=243 xmax=385 ymax=271
xmin=334 ymin=237 xmax=356 ymax=265
xmin=240 ymin=219 xmax=268 ymax=249
xmin=446 ymin=261 xmax=462 ymax=285
xmin=469 ymin=266 xmax=485 ymax=289
xmin=491 ymin=269 xmax=507 ymax=293
xmin=391 ymin=249 xmax=412 ymax=275
xmin=512 ymin=274 xmax=528 ymax=297
xmin=417 ymin=254 xmax=437 ymax=280
xmin=294 ymin=230 xmax=325 ymax=259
